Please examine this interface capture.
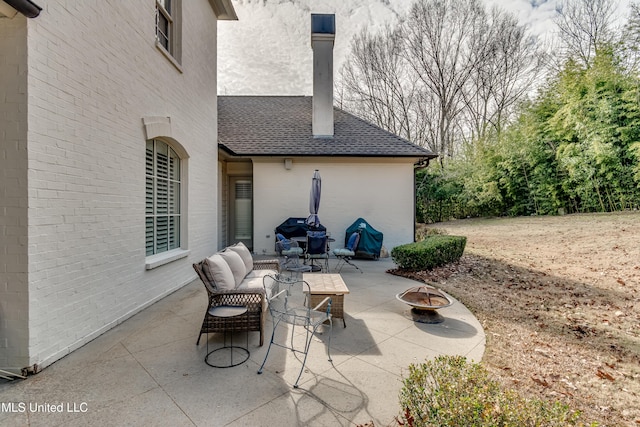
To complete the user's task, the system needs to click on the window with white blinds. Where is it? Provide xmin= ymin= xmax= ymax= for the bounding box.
xmin=146 ymin=139 xmax=181 ymax=256
xmin=234 ymin=180 xmax=252 ymax=240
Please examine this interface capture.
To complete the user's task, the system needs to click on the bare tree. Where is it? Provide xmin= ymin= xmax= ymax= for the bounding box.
xmin=554 ymin=0 xmax=617 ymax=67
xmin=620 ymin=2 xmax=640 ymax=74
xmin=402 ymin=0 xmax=491 ymax=162
xmin=338 ymin=25 xmax=422 ymax=144
xmin=461 ymin=7 xmax=543 ymax=142
xmin=337 ymin=0 xmax=541 ymax=163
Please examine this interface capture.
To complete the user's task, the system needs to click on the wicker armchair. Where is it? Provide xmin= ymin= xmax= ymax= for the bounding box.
xmin=193 ymin=258 xmax=280 ymax=347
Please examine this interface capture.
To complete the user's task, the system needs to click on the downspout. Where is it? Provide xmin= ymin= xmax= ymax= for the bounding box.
xmin=3 ymin=0 xmax=41 ymax=18
xmin=414 ymin=158 xmax=430 ymax=242
xmin=414 ymin=168 xmax=417 ymax=242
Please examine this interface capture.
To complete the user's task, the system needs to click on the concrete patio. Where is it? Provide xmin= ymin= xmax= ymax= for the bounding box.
xmin=0 ymin=258 xmax=485 ymax=427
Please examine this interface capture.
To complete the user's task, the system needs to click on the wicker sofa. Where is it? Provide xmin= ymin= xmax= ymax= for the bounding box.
xmin=193 ymin=242 xmax=279 ymax=347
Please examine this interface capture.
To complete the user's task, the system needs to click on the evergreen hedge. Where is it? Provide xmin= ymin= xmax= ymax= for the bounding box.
xmin=391 ymin=235 xmax=466 ymax=270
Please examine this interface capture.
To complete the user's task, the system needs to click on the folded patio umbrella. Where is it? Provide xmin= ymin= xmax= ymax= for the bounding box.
xmin=306 ymin=170 xmax=321 ymax=228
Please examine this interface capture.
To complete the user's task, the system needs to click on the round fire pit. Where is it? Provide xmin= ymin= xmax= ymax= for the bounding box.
xmin=396 ymin=285 xmax=453 ymax=324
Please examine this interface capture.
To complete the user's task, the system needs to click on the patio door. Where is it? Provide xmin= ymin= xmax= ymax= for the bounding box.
xmin=229 ymin=177 xmax=253 ymax=250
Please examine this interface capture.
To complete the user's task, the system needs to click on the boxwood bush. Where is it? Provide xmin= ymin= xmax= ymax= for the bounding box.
xmin=399 ymin=356 xmax=587 ymax=427
xmin=391 ymin=235 xmax=466 ymax=270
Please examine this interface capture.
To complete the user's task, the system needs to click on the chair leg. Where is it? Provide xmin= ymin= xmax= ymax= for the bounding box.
xmin=293 ymin=328 xmax=312 ymax=388
xmin=257 ymin=318 xmax=280 ymax=375
xmin=293 ymin=319 xmax=332 ymax=388
xmin=335 ymin=256 xmax=362 ymax=273
xmin=196 ymin=315 xmax=208 ymax=345
xmin=344 ymin=258 xmax=364 ymax=273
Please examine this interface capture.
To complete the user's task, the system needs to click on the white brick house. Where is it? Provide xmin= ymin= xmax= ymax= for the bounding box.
xmin=0 ymin=0 xmax=236 ymax=376
xmin=217 ymin=15 xmax=436 ymax=256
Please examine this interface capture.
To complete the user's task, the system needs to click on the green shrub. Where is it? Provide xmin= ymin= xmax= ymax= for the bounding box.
xmin=391 ymin=236 xmax=466 ymax=271
xmin=399 ymin=355 xmax=588 ymax=427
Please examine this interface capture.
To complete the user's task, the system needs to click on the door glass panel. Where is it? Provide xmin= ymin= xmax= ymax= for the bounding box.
xmin=234 ymin=180 xmax=252 ymax=240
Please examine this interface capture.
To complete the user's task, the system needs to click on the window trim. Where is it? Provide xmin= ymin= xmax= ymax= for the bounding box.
xmin=145 ymin=248 xmax=190 ymax=270
xmin=155 ymin=0 xmax=183 ymax=72
xmin=142 ymin=118 xmax=189 ymax=269
xmin=146 ymin=138 xmax=183 ymax=258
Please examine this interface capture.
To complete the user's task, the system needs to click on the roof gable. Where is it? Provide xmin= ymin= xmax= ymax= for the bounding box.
xmin=218 ymin=96 xmax=437 ymax=159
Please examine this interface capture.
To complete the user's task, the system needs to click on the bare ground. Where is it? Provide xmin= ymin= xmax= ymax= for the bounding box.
xmin=391 ymin=212 xmax=640 ymax=426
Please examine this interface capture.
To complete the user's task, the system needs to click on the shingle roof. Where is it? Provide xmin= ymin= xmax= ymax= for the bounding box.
xmin=218 ymin=96 xmax=437 ymax=159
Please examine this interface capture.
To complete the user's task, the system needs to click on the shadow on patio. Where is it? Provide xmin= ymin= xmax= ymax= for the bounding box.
xmin=0 ymin=258 xmax=485 ymax=426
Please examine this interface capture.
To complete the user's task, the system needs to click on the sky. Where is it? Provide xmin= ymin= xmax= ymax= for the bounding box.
xmin=217 ymin=0 xmax=632 ymax=96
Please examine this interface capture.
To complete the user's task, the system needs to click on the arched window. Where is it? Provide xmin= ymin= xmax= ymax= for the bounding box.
xmin=146 ymin=139 xmax=181 ymax=256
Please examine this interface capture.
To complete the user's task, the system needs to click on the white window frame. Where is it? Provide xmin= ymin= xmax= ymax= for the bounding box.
xmin=155 ymin=0 xmax=183 ymax=71
xmin=145 ymin=138 xmax=189 ymax=269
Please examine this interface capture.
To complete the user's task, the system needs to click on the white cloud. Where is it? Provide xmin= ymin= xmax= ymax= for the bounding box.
xmin=218 ymin=0 xmax=633 ymax=96
xmin=218 ymin=0 xmax=406 ymax=95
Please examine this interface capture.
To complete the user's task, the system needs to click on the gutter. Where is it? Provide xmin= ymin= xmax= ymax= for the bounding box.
xmin=414 ymin=157 xmax=432 ymax=169
xmin=218 ymin=145 xmax=439 ymax=160
xmin=3 ymin=0 xmax=41 ymax=18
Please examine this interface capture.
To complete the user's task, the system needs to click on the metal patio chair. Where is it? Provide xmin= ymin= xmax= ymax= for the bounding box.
xmin=276 ymin=233 xmax=311 ymax=278
xmin=305 ymin=231 xmax=329 ymax=273
xmin=333 ymin=231 xmax=363 ymax=273
xmin=257 ymin=274 xmax=332 ymax=388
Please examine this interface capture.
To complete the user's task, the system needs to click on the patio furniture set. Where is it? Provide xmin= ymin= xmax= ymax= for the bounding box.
xmin=276 ymin=230 xmax=362 ymax=275
xmin=192 ymin=242 xmax=350 ymax=387
xmin=273 ymin=216 xmax=385 ymax=275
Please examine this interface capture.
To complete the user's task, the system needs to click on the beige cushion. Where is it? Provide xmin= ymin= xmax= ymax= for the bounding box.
xmin=219 ymin=250 xmax=247 ymax=287
xmin=227 ymin=242 xmax=253 ymax=272
xmin=205 ymin=254 xmax=235 ymax=291
xmin=201 ymin=260 xmax=216 ymax=285
xmin=236 ymin=270 xmax=277 ymax=312
xmin=237 ymin=276 xmax=265 ymax=291
xmin=245 ymin=269 xmax=274 ymax=280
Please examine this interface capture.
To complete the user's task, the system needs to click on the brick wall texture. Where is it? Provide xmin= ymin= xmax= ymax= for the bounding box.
xmin=0 ymin=0 xmax=220 ymax=371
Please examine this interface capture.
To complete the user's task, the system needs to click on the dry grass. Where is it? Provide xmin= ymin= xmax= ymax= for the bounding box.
xmin=392 ymin=212 xmax=640 ymax=426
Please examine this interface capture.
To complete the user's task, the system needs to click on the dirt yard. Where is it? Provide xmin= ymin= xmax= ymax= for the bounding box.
xmin=393 ymin=212 xmax=640 ymax=426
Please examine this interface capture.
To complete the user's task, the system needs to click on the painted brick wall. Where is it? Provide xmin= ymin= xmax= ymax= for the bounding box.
xmin=21 ymin=0 xmax=219 ymax=369
xmin=252 ymin=158 xmax=416 ymax=256
xmin=0 ymin=15 xmax=29 ymax=372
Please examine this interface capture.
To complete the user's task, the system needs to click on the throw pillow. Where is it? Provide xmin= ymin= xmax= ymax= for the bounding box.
xmin=219 ymin=249 xmax=247 ymax=287
xmin=347 ymin=232 xmax=359 ymax=251
xmin=205 ymin=254 xmax=235 ymax=291
xmin=276 ymin=233 xmax=291 ymax=250
xmin=227 ymin=242 xmax=253 ymax=272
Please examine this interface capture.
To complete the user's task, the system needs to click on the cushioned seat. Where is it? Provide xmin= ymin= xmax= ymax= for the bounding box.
xmin=276 ymin=233 xmax=311 ymax=277
xmin=333 ymin=232 xmax=362 ymax=273
xmin=193 ymin=242 xmax=280 ymax=347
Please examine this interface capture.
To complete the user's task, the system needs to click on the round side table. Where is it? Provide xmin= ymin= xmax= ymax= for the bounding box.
xmin=205 ymin=305 xmax=250 ymax=368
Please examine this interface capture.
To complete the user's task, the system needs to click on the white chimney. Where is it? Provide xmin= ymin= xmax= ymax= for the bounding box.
xmin=311 ymin=14 xmax=335 ymax=138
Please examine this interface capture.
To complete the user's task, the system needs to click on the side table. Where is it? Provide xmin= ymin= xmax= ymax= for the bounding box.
xmin=303 ymin=273 xmax=350 ymax=328
xmin=205 ymin=305 xmax=250 ymax=368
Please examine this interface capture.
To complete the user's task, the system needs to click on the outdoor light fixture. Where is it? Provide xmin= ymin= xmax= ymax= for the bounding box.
xmin=284 ymin=158 xmax=293 ymax=170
